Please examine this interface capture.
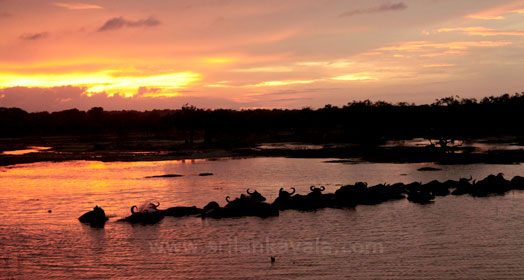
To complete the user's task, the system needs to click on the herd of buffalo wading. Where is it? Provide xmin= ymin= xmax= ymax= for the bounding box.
xmin=78 ymin=173 xmax=524 ymax=227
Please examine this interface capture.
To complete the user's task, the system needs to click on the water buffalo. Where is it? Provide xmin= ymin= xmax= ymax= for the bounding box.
xmin=271 ymin=187 xmax=296 ymax=210
xmin=449 ymin=176 xmax=473 ymax=195
xmin=202 ymin=189 xmax=278 ymax=218
xmin=203 ymin=201 xmax=220 ymax=213
xmin=159 ymin=206 xmax=202 ymax=217
xmin=511 ymin=176 xmax=524 ymax=190
xmin=245 ymin=188 xmax=267 ymax=201
xmin=367 ymin=183 xmax=406 ymax=203
xmin=279 ymin=187 xmax=296 ymax=198
xmin=284 ymin=186 xmax=328 ymax=210
xmin=119 ymin=201 xmax=164 ymax=224
xmin=78 ymin=205 xmax=108 ymax=227
xmin=470 ymin=173 xmax=510 ymax=197
xmin=224 ymin=189 xmax=266 ymax=208
xmin=423 ymin=180 xmax=450 ymax=196
xmin=407 ymin=189 xmax=435 ymax=204
xmin=405 ymin=182 xmax=435 ymax=204
xmin=308 ymin=186 xmax=325 ymax=196
xmin=334 ymin=182 xmax=405 ymax=206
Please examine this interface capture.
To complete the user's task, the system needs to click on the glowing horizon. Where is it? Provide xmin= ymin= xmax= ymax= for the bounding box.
xmin=1 ymin=0 xmax=524 ymax=111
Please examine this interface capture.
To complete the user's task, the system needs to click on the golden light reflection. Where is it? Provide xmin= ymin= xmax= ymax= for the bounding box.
xmin=86 ymin=162 xmax=109 ymax=169
xmin=1 ymin=146 xmax=51 ymax=155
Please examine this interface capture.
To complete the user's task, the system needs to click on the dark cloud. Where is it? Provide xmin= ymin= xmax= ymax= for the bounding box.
xmin=339 ymin=2 xmax=407 ymax=17
xmin=0 ymin=86 xmax=87 ymax=112
xmin=98 ymin=16 xmax=161 ymax=32
xmin=0 ymin=12 xmax=11 ymax=18
xmin=19 ymin=32 xmax=49 ymax=40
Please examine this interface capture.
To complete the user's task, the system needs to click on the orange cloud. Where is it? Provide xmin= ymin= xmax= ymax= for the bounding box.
xmin=419 ymin=50 xmax=466 ymax=57
xmin=53 ymin=2 xmax=103 ymax=10
xmin=232 ymin=60 xmax=353 ymax=73
xmin=247 ymin=79 xmax=318 ymax=87
xmin=245 ymin=72 xmax=377 ymax=87
xmin=331 ymin=73 xmax=376 ymax=81
xmin=467 ymin=1 xmax=524 ymax=20
xmin=377 ymin=40 xmax=512 ymax=52
xmin=242 ymin=28 xmax=301 ymax=45
xmin=202 ymin=57 xmax=238 ymax=64
xmin=205 ymin=81 xmax=232 ymax=88
xmin=423 ymin=64 xmax=454 ymax=68
xmin=295 ymin=61 xmax=353 ymax=68
xmin=339 ymin=2 xmax=407 ymax=17
xmin=358 ymin=51 xmax=382 ymax=56
xmin=232 ymin=66 xmax=293 ymax=73
xmin=437 ymin=27 xmax=524 ymax=37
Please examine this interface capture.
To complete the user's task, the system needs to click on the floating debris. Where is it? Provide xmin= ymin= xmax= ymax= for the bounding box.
xmin=417 ymin=167 xmax=442 ymax=171
xmin=145 ymin=174 xmax=183 ymax=178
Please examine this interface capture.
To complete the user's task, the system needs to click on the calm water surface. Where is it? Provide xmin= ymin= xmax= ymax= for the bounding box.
xmin=2 ymin=157 xmax=524 ymax=279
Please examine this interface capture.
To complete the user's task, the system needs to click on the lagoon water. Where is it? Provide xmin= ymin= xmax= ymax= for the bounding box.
xmin=2 ymin=157 xmax=524 ymax=279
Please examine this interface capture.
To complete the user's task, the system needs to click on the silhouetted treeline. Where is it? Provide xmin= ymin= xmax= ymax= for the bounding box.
xmin=2 ymin=93 xmax=524 ymax=145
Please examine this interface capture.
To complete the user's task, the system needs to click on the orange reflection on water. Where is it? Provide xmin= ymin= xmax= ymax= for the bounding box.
xmin=1 ymin=146 xmax=51 ymax=155
xmin=3 ymin=157 xmax=524 ymax=279
xmin=0 ymin=159 xmax=222 ymax=225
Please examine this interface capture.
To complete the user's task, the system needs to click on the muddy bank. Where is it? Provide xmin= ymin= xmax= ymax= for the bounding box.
xmin=237 ymin=145 xmax=524 ymax=165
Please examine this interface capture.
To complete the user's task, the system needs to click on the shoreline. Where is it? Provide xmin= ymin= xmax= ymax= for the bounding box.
xmin=3 ymin=142 xmax=524 ymax=167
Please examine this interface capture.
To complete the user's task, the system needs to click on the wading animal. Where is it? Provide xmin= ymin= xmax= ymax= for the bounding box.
xmin=120 ymin=201 xmax=164 ymax=224
xmin=203 ymin=189 xmax=277 ymax=218
xmin=78 ymin=205 xmax=108 ymax=227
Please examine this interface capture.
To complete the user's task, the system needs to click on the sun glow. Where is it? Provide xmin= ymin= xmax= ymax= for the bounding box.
xmin=0 ymin=71 xmax=201 ymax=97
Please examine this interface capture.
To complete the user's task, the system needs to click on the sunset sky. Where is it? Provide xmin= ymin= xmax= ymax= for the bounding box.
xmin=1 ymin=0 xmax=524 ymax=111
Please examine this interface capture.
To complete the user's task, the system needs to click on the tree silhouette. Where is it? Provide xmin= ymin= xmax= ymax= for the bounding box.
xmin=1 ymin=92 xmax=524 ymax=146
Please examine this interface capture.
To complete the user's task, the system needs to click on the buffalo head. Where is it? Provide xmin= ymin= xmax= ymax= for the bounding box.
xmin=310 ymin=186 xmax=325 ymax=193
xmin=93 ymin=205 xmax=105 ymax=214
xmin=131 ymin=201 xmax=160 ymax=214
xmin=279 ymin=187 xmax=296 ymax=198
xmin=246 ymin=188 xmax=266 ymax=202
